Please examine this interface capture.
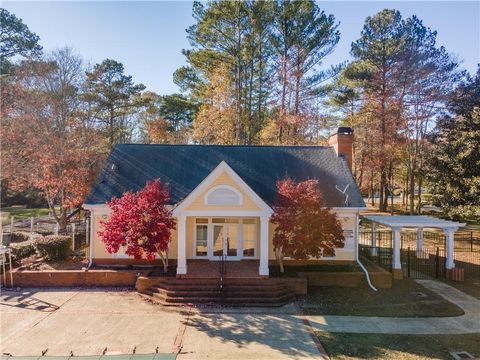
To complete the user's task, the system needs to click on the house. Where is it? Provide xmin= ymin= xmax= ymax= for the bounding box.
xmin=83 ymin=127 xmax=366 ymax=277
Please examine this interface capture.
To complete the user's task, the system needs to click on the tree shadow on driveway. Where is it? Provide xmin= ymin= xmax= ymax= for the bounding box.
xmin=182 ymin=309 xmax=321 ymax=359
xmin=0 ymin=291 xmax=60 ymax=312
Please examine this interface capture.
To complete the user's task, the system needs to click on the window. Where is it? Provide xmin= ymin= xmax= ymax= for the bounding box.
xmin=243 ymin=219 xmax=255 ymax=257
xmin=195 ymin=224 xmax=208 ymax=257
xmin=205 ymin=186 xmax=242 ymax=205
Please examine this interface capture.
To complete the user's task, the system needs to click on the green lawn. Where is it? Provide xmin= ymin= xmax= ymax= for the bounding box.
xmin=317 ymin=332 xmax=480 ymax=360
xmin=301 ymin=279 xmax=464 ymax=317
xmin=442 ymin=276 xmax=480 ymax=300
xmin=1 ymin=207 xmax=51 ymax=225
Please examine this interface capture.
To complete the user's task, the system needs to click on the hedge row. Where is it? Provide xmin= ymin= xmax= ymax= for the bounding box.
xmin=10 ymin=235 xmax=72 ymax=264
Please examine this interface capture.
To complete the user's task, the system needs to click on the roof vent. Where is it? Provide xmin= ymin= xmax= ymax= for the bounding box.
xmin=110 ymin=163 xmax=118 ymax=172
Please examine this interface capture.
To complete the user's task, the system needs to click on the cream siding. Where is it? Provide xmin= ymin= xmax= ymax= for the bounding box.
xmin=184 ymin=170 xmax=261 ymax=212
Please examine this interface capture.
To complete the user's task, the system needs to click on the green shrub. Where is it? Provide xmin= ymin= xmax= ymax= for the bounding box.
xmin=35 ymin=229 xmax=54 ymax=236
xmin=34 ymin=235 xmax=72 ymax=261
xmin=10 ymin=231 xmax=42 ymax=243
xmin=10 ymin=240 xmax=36 ymax=264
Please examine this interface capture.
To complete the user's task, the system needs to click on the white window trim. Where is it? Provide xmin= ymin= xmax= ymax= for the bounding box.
xmin=193 ymin=219 xmax=209 ymax=259
xmin=192 ymin=217 xmax=258 ymax=260
xmin=204 ymin=185 xmax=244 ymax=206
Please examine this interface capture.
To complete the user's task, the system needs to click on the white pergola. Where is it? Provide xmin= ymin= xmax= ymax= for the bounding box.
xmin=362 ymin=215 xmax=466 ymax=274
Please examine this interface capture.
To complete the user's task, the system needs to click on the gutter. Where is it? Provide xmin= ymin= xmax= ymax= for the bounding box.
xmin=355 ymin=211 xmax=377 ymax=291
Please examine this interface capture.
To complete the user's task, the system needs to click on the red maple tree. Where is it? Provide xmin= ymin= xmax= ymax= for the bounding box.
xmin=98 ymin=179 xmax=176 ymax=272
xmin=271 ymin=178 xmax=345 ymax=272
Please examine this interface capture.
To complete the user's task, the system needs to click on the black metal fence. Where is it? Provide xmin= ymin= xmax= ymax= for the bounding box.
xmin=359 ymin=245 xmax=393 ymax=272
xmin=401 ymin=247 xmax=446 ymax=279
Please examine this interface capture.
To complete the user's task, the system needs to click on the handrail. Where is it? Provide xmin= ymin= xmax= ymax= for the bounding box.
xmin=219 ymin=253 xmax=226 ymax=292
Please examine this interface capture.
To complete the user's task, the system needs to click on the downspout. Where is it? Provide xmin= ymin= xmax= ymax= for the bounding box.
xmin=355 ymin=212 xmax=378 ymax=291
xmin=87 ymin=208 xmax=94 ymax=269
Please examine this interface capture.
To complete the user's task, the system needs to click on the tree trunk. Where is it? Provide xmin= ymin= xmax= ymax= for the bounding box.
xmin=59 ymin=207 xmax=68 ymax=234
xmin=379 ymin=166 xmax=386 ymax=211
xmin=389 ymin=161 xmax=394 ymax=215
xmin=370 ymin=170 xmax=375 ymax=207
xmin=158 ymin=251 xmax=169 ymax=273
xmin=409 ymin=166 xmax=415 ymax=215
xmin=275 ymin=248 xmax=284 ymax=273
xmin=417 ymin=176 xmax=423 ymax=215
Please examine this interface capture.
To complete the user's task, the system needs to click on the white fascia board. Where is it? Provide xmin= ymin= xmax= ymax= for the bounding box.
xmin=83 ymin=204 xmax=111 ymax=215
xmin=180 ymin=210 xmax=271 ymax=218
xmin=332 ymin=207 xmax=368 ymax=212
xmin=172 ymin=160 xmax=273 ymax=216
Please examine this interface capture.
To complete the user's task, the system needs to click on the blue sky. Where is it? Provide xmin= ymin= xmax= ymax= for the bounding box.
xmin=3 ymin=1 xmax=479 ymax=95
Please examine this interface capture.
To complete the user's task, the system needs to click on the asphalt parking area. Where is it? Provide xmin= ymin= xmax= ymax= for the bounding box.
xmin=0 ymin=289 xmax=324 ymax=360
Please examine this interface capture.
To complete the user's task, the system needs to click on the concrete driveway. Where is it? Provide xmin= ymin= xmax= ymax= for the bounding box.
xmin=0 ymin=289 xmax=323 ymax=360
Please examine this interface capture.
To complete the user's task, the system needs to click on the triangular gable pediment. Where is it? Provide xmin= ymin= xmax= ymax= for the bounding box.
xmin=172 ymin=161 xmax=273 ymax=216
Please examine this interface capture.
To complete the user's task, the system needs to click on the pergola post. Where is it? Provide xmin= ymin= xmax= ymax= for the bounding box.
xmin=416 ymin=227 xmax=423 ymax=254
xmin=444 ymin=227 xmax=457 ymax=270
xmin=370 ymin=222 xmax=377 ymax=256
xmin=392 ymin=226 xmax=403 ymax=279
xmin=176 ymin=215 xmax=187 ymax=276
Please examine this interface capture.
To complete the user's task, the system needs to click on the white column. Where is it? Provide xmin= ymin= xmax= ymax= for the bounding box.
xmin=416 ymin=227 xmax=423 ymax=253
xmin=176 ymin=215 xmax=187 ymax=275
xmin=371 ymin=222 xmax=377 ymax=256
xmin=259 ymin=216 xmax=270 ymax=276
xmin=444 ymin=227 xmax=457 ymax=270
xmin=392 ymin=227 xmax=401 ymax=270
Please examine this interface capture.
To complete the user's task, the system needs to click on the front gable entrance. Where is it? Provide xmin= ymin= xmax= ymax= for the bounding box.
xmin=173 ymin=161 xmax=273 ymax=276
xmin=172 ymin=161 xmax=272 ymax=216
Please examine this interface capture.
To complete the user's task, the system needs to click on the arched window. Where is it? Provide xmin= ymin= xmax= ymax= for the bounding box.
xmin=204 ymin=185 xmax=243 ymax=206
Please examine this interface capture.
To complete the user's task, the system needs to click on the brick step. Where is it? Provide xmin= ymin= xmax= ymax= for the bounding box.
xmin=152 ymin=288 xmax=293 ymax=299
xmin=152 ymin=284 xmax=289 ymax=292
xmin=147 ymin=277 xmax=283 ymax=286
xmin=150 ymin=298 xmax=294 ymax=308
xmin=157 ymin=293 xmax=295 ymax=305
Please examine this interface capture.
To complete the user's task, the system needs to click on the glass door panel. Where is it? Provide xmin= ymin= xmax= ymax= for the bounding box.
xmin=213 ymin=225 xmax=224 ymax=257
xmin=195 ymin=225 xmax=208 ymax=257
xmin=226 ymin=223 xmax=238 ymax=257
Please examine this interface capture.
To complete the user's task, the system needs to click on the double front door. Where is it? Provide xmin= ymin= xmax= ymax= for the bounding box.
xmin=195 ymin=217 xmax=256 ymax=260
xmin=213 ymin=223 xmax=239 ymax=259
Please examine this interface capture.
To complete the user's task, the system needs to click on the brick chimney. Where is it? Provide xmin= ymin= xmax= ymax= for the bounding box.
xmin=328 ymin=127 xmax=354 ymax=171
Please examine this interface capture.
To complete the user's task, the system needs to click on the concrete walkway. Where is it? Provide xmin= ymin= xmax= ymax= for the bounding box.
xmin=306 ymin=280 xmax=480 ymax=334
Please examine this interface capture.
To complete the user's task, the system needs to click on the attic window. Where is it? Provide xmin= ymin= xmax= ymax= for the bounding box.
xmin=205 ymin=185 xmax=243 ymax=206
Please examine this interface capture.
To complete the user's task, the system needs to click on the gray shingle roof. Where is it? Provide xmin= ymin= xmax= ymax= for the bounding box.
xmin=85 ymin=144 xmax=366 ymax=208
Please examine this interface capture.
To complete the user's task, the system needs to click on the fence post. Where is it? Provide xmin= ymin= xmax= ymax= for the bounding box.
xmin=72 ymin=223 xmax=76 ymax=251
xmin=407 ymin=247 xmax=411 ymax=278
xmin=471 ymin=232 xmax=474 ymax=252
xmin=435 ymin=247 xmax=439 ymax=278
xmin=54 ymin=224 xmax=59 ymax=236
xmin=29 ymin=217 xmax=34 ymax=240
xmin=10 ymin=216 xmax=14 ymax=233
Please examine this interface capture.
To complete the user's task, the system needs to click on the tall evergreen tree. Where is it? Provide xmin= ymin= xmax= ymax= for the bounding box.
xmin=427 ymin=68 xmax=480 ymax=221
xmin=82 ymin=59 xmax=146 ymax=147
xmin=0 ymin=8 xmax=42 ymax=73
